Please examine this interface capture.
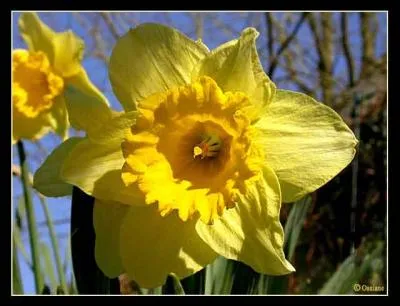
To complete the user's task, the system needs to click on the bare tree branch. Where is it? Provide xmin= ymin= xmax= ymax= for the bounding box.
xmin=270 ymin=13 xmax=314 ymax=95
xmin=265 ymin=12 xmax=274 ymax=59
xmin=208 ymin=14 xmax=240 ymax=39
xmin=360 ymin=12 xmax=377 ymax=79
xmin=308 ymin=13 xmax=335 ymax=105
xmin=99 ymin=12 xmax=120 ymax=40
xmin=340 ymin=13 xmax=355 ymax=87
xmin=320 ymin=12 xmax=334 ymax=104
xmin=268 ymin=12 xmax=309 ymax=78
xmin=193 ymin=12 xmax=204 ymax=40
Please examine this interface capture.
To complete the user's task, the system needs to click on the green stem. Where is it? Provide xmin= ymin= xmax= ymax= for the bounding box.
xmin=16 ymin=140 xmax=43 ymax=294
xmin=39 ymin=196 xmax=69 ymax=294
xmin=12 ymin=236 xmax=23 ymax=294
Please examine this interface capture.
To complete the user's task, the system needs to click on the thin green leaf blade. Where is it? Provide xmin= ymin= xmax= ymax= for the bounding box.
xmin=13 ymin=237 xmax=23 ymax=294
xmin=205 ymin=256 xmax=235 ymax=295
xmin=13 ymin=225 xmax=31 ymax=267
xmin=319 ymin=240 xmax=384 ymax=294
xmin=17 ymin=140 xmax=44 ymax=293
xmin=39 ymin=196 xmax=69 ymax=293
xmin=284 ymin=195 xmax=313 ymax=261
xmin=40 ymin=242 xmax=58 ymax=293
xmin=256 ymin=196 xmax=312 ymax=294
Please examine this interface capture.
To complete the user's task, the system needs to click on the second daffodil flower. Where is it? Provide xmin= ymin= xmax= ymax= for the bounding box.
xmin=34 ymin=23 xmax=358 ymax=288
xmin=12 ymin=12 xmax=108 ymax=143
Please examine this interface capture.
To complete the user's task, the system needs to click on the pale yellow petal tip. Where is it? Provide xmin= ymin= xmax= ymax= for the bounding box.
xmin=241 ymin=27 xmax=259 ymax=39
xmin=195 ymin=38 xmax=210 ymax=52
xmin=59 ymin=128 xmax=69 ymax=141
xmin=19 ymin=12 xmax=43 ymax=27
xmin=285 ymin=260 xmax=296 ymax=273
xmin=354 ymin=136 xmax=360 ymax=147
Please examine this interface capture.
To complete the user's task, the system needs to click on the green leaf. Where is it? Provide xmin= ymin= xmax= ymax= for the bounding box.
xmin=13 ymin=225 xmax=31 ymax=268
xmin=205 ymin=257 xmax=235 ymax=295
xmin=16 ymin=196 xmax=26 ymax=229
xmin=319 ymin=240 xmax=384 ymax=294
xmin=17 ymin=140 xmax=44 ymax=293
xmin=255 ymin=196 xmax=312 ymax=294
xmin=39 ymin=196 xmax=69 ymax=293
xmin=63 ymin=234 xmax=72 ymax=275
xmin=148 ymin=286 xmax=162 ymax=295
xmin=13 ymin=236 xmax=23 ymax=294
xmin=68 ymin=273 xmax=79 ymax=294
xmin=257 ymin=274 xmax=289 ymax=294
xmin=63 ymin=238 xmax=79 ymax=295
xmin=230 ymin=261 xmax=259 ymax=294
xmin=284 ymin=195 xmax=313 ymax=261
xmin=40 ymin=242 xmax=58 ymax=293
xmin=56 ymin=286 xmax=65 ymax=295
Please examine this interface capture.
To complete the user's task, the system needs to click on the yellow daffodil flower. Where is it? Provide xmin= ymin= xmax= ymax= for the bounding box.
xmin=34 ymin=23 xmax=358 ymax=288
xmin=12 ymin=12 xmax=108 ymax=143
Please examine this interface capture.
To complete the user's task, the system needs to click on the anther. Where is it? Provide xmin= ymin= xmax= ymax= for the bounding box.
xmin=193 ymin=134 xmax=221 ymax=159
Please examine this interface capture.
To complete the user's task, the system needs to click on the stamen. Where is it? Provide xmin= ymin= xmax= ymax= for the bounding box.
xmin=193 ymin=146 xmax=204 ymax=159
xmin=193 ymin=134 xmax=221 ymax=159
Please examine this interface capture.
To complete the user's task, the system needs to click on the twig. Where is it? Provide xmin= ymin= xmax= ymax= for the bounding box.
xmin=308 ymin=13 xmax=334 ymax=105
xmin=268 ymin=12 xmax=309 ymax=78
xmin=360 ymin=13 xmax=377 ymax=79
xmin=193 ymin=12 xmax=204 ymax=40
xmin=99 ymin=12 xmax=120 ymax=40
xmin=265 ymin=13 xmax=274 ymax=59
xmin=350 ymin=94 xmax=361 ymax=253
xmin=340 ymin=13 xmax=355 ymax=87
xmin=208 ymin=14 xmax=240 ymax=39
xmin=320 ymin=13 xmax=334 ymax=104
xmin=271 ymin=12 xmax=314 ymax=95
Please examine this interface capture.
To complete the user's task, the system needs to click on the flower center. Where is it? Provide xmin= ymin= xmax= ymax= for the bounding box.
xmin=121 ymin=76 xmax=264 ymax=224
xmin=12 ymin=49 xmax=64 ymax=118
xmin=193 ymin=133 xmax=221 ymax=159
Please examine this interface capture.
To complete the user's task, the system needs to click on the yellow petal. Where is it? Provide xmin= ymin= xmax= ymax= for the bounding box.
xmin=109 ymin=23 xmax=209 ymax=111
xmin=65 ymin=67 xmax=109 ymax=107
xmin=60 ymin=139 xmax=144 ymax=205
xmin=119 ymin=204 xmax=218 ymax=288
xmin=51 ymin=31 xmax=84 ymax=77
xmin=196 ymin=166 xmax=295 ymax=275
xmin=93 ymin=170 xmax=145 ymax=206
xmin=47 ymin=95 xmax=69 ymax=141
xmin=193 ymin=27 xmax=276 ymax=121
xmin=94 ymin=199 xmax=129 ymax=278
xmin=18 ymin=12 xmax=54 ymax=61
xmin=255 ymin=89 xmax=358 ymax=203
xmin=63 ymin=83 xmax=112 ymax=136
xmin=88 ymin=111 xmax=137 ymax=145
xmin=33 ymin=137 xmax=83 ymax=197
xmin=19 ymin=12 xmax=84 ymax=77
xmin=12 ymin=107 xmax=51 ymax=143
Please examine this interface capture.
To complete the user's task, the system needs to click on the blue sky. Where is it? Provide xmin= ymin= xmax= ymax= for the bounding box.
xmin=12 ymin=11 xmax=387 ymax=294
